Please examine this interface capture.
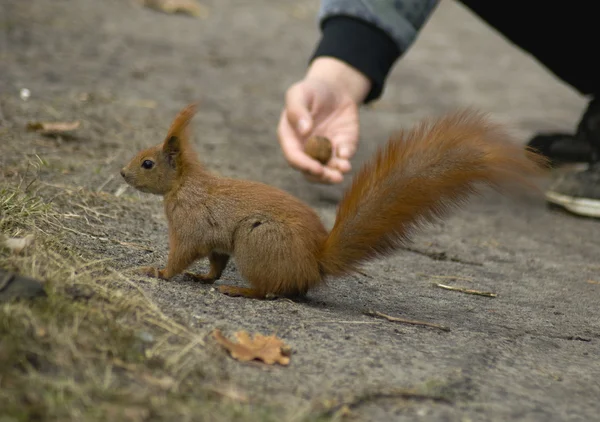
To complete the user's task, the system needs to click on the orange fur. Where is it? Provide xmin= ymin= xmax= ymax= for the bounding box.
xmin=319 ymin=110 xmax=548 ymax=276
xmin=121 ymin=105 xmax=549 ymax=299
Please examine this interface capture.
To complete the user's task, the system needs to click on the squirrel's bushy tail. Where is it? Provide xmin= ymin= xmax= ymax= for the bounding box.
xmin=318 ymin=109 xmax=549 ymax=277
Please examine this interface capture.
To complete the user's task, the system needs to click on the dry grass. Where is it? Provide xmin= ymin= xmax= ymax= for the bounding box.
xmin=0 ymin=180 xmax=324 ymax=422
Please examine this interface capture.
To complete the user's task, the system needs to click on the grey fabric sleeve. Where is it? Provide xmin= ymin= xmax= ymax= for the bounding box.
xmin=317 ymin=0 xmax=440 ymax=53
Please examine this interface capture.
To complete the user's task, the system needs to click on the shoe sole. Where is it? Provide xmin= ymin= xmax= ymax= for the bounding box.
xmin=545 ymin=191 xmax=600 ymax=218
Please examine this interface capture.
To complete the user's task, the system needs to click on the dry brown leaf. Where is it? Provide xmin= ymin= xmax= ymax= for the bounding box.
xmin=26 ymin=120 xmax=80 ymax=135
xmin=212 ymin=329 xmax=291 ymax=366
xmin=141 ymin=0 xmax=209 ymax=18
xmin=587 ymin=280 xmax=600 ymax=285
xmin=2 ymin=234 xmax=35 ymax=255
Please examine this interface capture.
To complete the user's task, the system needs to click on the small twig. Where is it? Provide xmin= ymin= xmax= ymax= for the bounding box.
xmin=364 ymin=310 xmax=450 ymax=332
xmin=102 ymin=151 xmax=123 ymax=166
xmin=144 ymin=316 xmax=193 ymax=339
xmin=75 ymin=203 xmax=117 ymax=220
xmin=166 ymin=335 xmax=206 ymax=368
xmin=422 ymin=274 xmax=475 ymax=283
xmin=114 ymin=184 xmax=128 ymax=197
xmin=111 ymin=270 xmax=197 ymax=337
xmin=311 ymin=320 xmax=383 ymax=325
xmin=202 ymin=385 xmax=249 ymax=403
xmin=322 ymin=387 xmax=452 ymax=417
xmin=39 ymin=181 xmax=79 ymax=193
xmin=96 ymin=174 xmax=115 ymax=193
xmin=43 ymin=217 xmax=110 ymax=241
xmin=355 ymin=269 xmax=373 ymax=278
xmin=435 ymin=283 xmax=497 ymax=297
xmin=43 ymin=217 xmax=153 ymax=251
xmin=400 ymin=246 xmax=483 ymax=266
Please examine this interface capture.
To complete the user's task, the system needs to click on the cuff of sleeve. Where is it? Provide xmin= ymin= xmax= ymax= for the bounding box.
xmin=310 ymin=16 xmax=401 ymax=104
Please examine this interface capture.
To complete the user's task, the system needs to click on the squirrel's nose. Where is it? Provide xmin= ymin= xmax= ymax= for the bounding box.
xmin=120 ymin=169 xmax=126 ymax=178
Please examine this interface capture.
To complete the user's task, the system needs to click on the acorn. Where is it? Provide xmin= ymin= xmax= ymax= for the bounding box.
xmin=304 ymin=135 xmax=333 ymax=165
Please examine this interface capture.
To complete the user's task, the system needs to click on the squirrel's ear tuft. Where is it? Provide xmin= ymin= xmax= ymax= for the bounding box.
xmin=162 ymin=103 xmax=198 ymax=168
xmin=163 ymin=135 xmax=180 ymax=168
xmin=165 ymin=103 xmax=197 ymax=141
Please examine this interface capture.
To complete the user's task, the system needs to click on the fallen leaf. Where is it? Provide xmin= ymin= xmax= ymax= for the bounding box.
xmin=587 ymin=280 xmax=600 ymax=285
xmin=141 ymin=0 xmax=210 ymax=18
xmin=26 ymin=120 xmax=80 ymax=135
xmin=2 ymin=234 xmax=35 ymax=255
xmin=212 ymin=329 xmax=291 ymax=366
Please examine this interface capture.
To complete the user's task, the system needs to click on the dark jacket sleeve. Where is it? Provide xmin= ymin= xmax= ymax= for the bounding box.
xmin=311 ymin=0 xmax=440 ymax=103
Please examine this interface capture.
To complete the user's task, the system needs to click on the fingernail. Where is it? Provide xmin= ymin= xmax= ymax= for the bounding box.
xmin=338 ymin=146 xmax=350 ymax=158
xmin=298 ymin=118 xmax=310 ymax=134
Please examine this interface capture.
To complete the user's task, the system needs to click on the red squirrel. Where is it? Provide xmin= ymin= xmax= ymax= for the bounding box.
xmin=120 ymin=104 xmax=548 ymax=299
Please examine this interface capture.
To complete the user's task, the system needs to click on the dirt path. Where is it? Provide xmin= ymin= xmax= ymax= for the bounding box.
xmin=1 ymin=0 xmax=599 ymax=420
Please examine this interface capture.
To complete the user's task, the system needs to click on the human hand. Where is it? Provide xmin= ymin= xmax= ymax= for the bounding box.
xmin=277 ymin=57 xmax=371 ymax=184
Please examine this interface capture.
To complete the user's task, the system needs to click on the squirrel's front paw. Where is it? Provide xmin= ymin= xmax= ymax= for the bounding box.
xmin=136 ymin=266 xmax=164 ymax=279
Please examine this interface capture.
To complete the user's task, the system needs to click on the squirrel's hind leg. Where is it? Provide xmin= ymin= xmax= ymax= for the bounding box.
xmin=218 ymin=285 xmax=270 ymax=299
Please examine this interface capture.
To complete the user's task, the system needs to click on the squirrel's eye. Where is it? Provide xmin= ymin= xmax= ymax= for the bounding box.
xmin=141 ymin=160 xmax=154 ymax=169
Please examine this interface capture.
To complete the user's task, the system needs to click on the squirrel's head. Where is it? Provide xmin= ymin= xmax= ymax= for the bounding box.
xmin=120 ymin=103 xmax=199 ymax=195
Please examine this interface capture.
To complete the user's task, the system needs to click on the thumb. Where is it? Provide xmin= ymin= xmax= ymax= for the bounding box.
xmin=285 ymin=83 xmax=313 ymax=136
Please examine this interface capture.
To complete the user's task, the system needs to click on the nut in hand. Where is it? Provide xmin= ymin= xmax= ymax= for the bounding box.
xmin=304 ymin=136 xmax=332 ymax=165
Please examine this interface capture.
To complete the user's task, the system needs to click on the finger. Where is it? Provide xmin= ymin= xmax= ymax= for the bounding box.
xmin=328 ymin=133 xmax=357 ymax=174
xmin=285 ymin=84 xmax=313 ymax=136
xmin=302 ymin=166 xmax=344 ymax=184
xmin=328 ymin=156 xmax=352 ymax=174
xmin=333 ymin=132 xmax=357 ymax=160
xmin=322 ymin=166 xmax=344 ymax=183
xmin=277 ymin=111 xmax=324 ymax=176
xmin=336 ymin=143 xmax=356 ymax=160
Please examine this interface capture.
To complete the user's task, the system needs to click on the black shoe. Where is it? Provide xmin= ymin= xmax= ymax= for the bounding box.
xmin=0 ymin=270 xmax=47 ymax=303
xmin=545 ymin=162 xmax=600 ymax=218
xmin=527 ymin=133 xmax=593 ymax=166
xmin=527 ymin=98 xmax=600 ymax=166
